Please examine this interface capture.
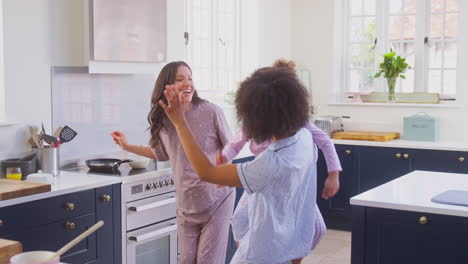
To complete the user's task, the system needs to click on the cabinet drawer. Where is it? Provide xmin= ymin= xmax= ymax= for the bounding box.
xmin=0 ymin=189 xmax=95 ymax=235
xmin=2 ymin=213 xmax=97 ymax=264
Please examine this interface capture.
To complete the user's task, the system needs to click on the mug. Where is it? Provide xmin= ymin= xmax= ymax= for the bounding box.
xmin=10 ymin=251 xmax=59 ymax=264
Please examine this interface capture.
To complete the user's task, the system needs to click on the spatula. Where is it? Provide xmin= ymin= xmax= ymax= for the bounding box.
xmin=59 ymin=126 xmax=78 ymax=143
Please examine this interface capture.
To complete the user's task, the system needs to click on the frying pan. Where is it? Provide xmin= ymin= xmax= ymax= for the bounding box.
xmin=85 ymin=159 xmax=132 ymax=170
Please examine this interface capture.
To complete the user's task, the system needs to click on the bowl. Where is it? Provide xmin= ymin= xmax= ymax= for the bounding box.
xmin=10 ymin=251 xmax=59 ymax=264
xmin=129 ymin=158 xmax=150 ymax=169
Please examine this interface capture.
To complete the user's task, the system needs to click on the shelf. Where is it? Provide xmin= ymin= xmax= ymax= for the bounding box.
xmin=329 ymin=102 xmax=462 ymax=108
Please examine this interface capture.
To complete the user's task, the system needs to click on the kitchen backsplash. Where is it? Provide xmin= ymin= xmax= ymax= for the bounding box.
xmin=52 ymin=67 xmax=156 ymax=160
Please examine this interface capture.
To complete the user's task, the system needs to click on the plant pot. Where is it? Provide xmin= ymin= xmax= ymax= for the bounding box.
xmin=387 ymin=77 xmax=397 ymax=103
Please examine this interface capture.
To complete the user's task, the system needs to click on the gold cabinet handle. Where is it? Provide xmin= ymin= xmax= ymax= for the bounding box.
xmin=65 ymin=202 xmax=75 ymax=211
xmin=345 ymin=150 xmax=352 ymax=155
xmin=419 ymin=216 xmax=428 ymax=225
xmin=65 ymin=221 xmax=76 ymax=230
xmin=101 ymin=194 xmax=111 ymax=202
xmin=395 ymin=153 xmax=401 ymax=158
xmin=403 ymin=154 xmax=409 ymax=159
xmin=459 ymin=157 xmax=465 ymax=163
xmin=0 ymin=219 xmax=3 ymax=227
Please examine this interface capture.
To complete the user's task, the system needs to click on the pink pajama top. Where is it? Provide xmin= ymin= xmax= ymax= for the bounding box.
xmin=152 ymin=102 xmax=233 ymax=214
xmin=222 ymin=121 xmax=342 ymax=172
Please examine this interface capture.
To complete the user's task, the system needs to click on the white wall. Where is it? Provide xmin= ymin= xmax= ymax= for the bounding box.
xmin=291 ymin=0 xmax=468 ymax=142
xmin=0 ymin=1 xmax=5 ymax=120
xmin=0 ymin=0 xmax=185 ymax=158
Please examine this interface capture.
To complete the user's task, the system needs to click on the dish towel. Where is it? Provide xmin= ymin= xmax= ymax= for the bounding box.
xmin=431 ymin=190 xmax=468 ymax=207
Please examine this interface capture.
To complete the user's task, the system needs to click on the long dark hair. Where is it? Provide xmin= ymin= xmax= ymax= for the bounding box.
xmin=148 ymin=61 xmax=204 ymax=148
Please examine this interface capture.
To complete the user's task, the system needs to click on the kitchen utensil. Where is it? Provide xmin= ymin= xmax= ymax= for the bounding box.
xmin=314 ymin=116 xmax=344 ymax=137
xmin=58 ymin=126 xmax=77 ymax=143
xmin=85 ymin=158 xmax=132 ymax=170
xmin=44 ymin=221 xmax=104 ymax=262
xmin=41 ymin=122 xmax=46 ymax=135
xmin=53 ymin=126 xmax=63 ymax=140
xmin=29 ymin=127 xmax=42 ymax=149
xmin=332 ymin=130 xmax=400 ymax=142
xmin=40 ymin=147 xmax=60 ymax=176
xmin=0 ymin=238 xmax=22 ymax=264
xmin=41 ymin=134 xmax=57 ymax=145
xmin=0 ymin=179 xmax=51 ymax=201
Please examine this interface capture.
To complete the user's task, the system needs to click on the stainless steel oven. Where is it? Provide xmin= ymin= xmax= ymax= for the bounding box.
xmin=121 ymin=168 xmax=177 ymax=264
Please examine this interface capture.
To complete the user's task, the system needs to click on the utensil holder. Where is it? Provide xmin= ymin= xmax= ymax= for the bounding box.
xmin=40 ymin=147 xmax=60 ymax=176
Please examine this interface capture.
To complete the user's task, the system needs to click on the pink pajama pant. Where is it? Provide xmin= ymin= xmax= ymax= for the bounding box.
xmin=177 ymin=190 xmax=235 ymax=264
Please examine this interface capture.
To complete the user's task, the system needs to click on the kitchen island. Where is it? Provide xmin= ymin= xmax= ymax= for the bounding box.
xmin=350 ymin=170 xmax=468 ymax=264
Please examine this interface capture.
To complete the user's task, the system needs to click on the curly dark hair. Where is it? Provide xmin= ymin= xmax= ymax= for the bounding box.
xmin=235 ymin=64 xmax=311 ymax=143
xmin=148 ymin=61 xmax=204 ymax=148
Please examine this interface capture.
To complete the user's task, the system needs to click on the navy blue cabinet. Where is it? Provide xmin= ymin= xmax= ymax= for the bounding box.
xmin=0 ymin=184 xmax=121 ymax=264
xmin=317 ymin=145 xmax=354 ymax=230
xmin=352 ymin=206 xmax=468 ymax=264
xmin=355 ymin=146 xmax=412 ymax=193
xmin=317 ymin=144 xmax=468 ymax=231
xmin=411 ymin=149 xmax=467 ymax=173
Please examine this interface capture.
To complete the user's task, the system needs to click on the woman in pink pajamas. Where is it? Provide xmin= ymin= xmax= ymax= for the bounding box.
xmin=111 ymin=61 xmax=235 ymax=264
xmin=217 ymin=60 xmax=342 ymax=264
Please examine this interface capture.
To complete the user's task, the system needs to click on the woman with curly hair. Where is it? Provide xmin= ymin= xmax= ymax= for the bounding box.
xmin=160 ymin=63 xmax=321 ymax=263
xmin=111 ymin=61 xmax=235 ymax=264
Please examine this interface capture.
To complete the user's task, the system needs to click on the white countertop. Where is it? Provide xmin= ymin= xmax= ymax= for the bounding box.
xmin=333 ymin=138 xmax=468 ymax=152
xmin=0 ymin=171 xmax=122 ymax=208
xmin=350 ymin=170 xmax=468 ymax=218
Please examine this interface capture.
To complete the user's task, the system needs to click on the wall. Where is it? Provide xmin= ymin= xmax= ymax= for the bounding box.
xmin=0 ymin=0 xmax=185 ymax=158
xmin=291 ymin=0 xmax=468 ymax=142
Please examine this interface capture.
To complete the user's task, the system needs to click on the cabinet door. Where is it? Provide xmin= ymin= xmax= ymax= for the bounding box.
xmin=356 ymin=146 xmax=411 ymax=193
xmin=412 ymin=149 xmax=467 ymax=173
xmin=317 ymin=145 xmax=354 ymax=230
xmin=364 ymin=207 xmax=468 ymax=264
xmin=3 ymin=213 xmax=98 ymax=264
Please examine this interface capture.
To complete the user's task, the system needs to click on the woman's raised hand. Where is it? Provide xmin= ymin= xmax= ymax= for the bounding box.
xmin=110 ymin=131 xmax=129 ymax=150
xmin=159 ymin=85 xmax=186 ymax=126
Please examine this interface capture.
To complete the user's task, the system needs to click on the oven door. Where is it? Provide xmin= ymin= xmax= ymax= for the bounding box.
xmin=127 ymin=191 xmax=176 ymax=230
xmin=127 ymin=218 xmax=177 ymax=264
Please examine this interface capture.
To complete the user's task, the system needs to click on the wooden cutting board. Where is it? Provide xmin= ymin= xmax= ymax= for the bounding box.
xmin=0 ymin=238 xmax=22 ymax=264
xmin=332 ymin=130 xmax=400 ymax=142
xmin=0 ymin=179 xmax=51 ymax=201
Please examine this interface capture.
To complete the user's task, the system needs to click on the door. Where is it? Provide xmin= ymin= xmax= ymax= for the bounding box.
xmin=411 ymin=149 xmax=467 ymax=173
xmin=356 ymin=146 xmax=411 ymax=193
xmin=317 ymin=145 xmax=354 ymax=230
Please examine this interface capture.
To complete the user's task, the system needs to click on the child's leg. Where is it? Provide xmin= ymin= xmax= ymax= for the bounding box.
xmin=197 ymin=191 xmax=235 ymax=264
xmin=311 ymin=203 xmax=326 ymax=250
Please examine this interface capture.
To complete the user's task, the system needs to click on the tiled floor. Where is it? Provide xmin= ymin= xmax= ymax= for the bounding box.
xmin=301 ymin=229 xmax=351 ymax=264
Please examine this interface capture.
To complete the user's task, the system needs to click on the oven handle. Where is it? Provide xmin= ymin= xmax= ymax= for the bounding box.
xmin=128 ymin=197 xmax=176 ymax=212
xmin=128 ymin=223 xmax=177 ymax=242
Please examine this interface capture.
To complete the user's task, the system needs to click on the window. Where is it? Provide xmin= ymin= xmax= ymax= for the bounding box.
xmin=0 ymin=1 xmax=5 ymax=120
xmin=338 ymin=0 xmax=460 ymax=101
xmin=185 ymin=0 xmax=240 ymax=105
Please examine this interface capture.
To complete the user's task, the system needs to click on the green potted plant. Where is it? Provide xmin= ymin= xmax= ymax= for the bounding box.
xmin=374 ymin=50 xmax=409 ymax=103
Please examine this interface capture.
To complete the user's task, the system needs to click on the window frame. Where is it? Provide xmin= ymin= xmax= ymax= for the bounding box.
xmin=336 ymin=0 xmax=461 ymax=102
xmin=184 ymin=0 xmax=241 ymax=105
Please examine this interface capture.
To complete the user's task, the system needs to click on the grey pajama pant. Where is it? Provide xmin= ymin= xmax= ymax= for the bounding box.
xmin=177 ymin=190 xmax=235 ymax=264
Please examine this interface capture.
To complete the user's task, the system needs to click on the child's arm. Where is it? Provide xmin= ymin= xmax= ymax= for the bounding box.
xmin=221 ymin=130 xmax=248 ymax=162
xmin=160 ymin=86 xmax=242 ymax=187
xmin=305 ymin=121 xmax=342 ymax=199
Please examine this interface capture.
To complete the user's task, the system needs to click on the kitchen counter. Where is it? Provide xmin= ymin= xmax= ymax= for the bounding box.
xmin=0 ymin=171 xmax=121 ymax=208
xmin=333 ymin=138 xmax=468 ymax=152
xmin=350 ymin=170 xmax=468 ymax=218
